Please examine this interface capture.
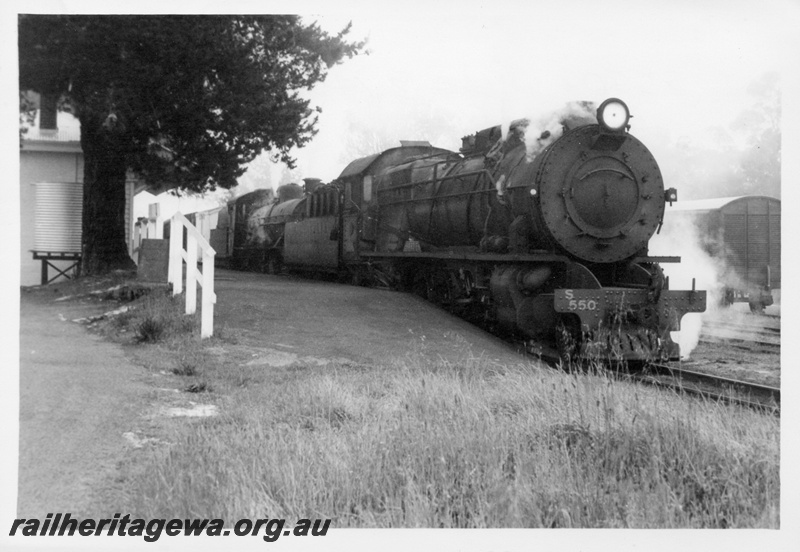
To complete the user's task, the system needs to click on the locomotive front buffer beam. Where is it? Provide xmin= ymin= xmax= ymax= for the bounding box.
xmin=553 ymin=287 xmax=707 ymax=360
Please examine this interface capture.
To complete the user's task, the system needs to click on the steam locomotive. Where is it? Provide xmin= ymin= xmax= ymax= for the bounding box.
xmin=222 ymin=98 xmax=707 ymax=362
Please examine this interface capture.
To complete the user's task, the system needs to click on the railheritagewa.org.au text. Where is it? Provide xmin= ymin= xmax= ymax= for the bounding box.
xmin=9 ymin=513 xmax=331 ymax=542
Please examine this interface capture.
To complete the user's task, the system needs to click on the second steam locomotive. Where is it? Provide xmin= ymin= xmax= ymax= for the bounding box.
xmin=222 ymin=98 xmax=707 ymax=362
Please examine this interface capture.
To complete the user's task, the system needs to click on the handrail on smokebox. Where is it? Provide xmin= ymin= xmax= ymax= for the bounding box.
xmin=167 ymin=211 xmax=216 ymax=338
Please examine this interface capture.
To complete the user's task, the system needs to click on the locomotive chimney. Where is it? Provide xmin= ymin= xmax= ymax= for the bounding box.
xmin=303 ymin=178 xmax=322 ymax=194
xmin=276 ymin=182 xmax=303 ymax=203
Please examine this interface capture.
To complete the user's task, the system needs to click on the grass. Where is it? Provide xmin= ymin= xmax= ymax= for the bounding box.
xmin=116 ymin=346 xmax=779 ymax=527
xmin=84 ymin=281 xmax=779 ymax=528
xmin=101 ymin=286 xmax=198 ymax=344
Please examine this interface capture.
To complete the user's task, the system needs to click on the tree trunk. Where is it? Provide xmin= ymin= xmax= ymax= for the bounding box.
xmin=80 ymin=115 xmax=136 ymax=275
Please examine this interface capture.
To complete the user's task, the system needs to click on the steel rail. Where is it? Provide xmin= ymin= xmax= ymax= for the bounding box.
xmin=699 ymin=336 xmax=780 ymax=349
xmin=643 ymin=362 xmax=780 ymax=411
xmin=704 ymin=320 xmax=780 ymax=334
xmin=629 ymin=373 xmax=779 ymax=413
xmin=534 ymin=349 xmax=780 ymax=414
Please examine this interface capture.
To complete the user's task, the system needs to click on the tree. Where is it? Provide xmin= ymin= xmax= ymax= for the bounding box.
xmin=19 ymin=15 xmax=363 ymax=274
xmin=658 ymin=72 xmax=781 ymax=201
xmin=733 ymin=72 xmax=781 ymax=198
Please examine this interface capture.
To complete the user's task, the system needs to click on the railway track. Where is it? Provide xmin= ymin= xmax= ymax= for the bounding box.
xmin=700 ymin=320 xmax=780 ymax=349
xmin=631 ymin=363 xmax=780 ymax=414
xmin=700 ymin=320 xmax=781 ymax=350
xmin=525 ymin=313 xmax=781 ymax=414
xmin=534 ymin=349 xmax=780 ymax=414
xmin=704 ymin=320 xmax=779 ymax=337
xmin=703 ymin=319 xmax=781 ymax=335
xmin=699 ymin=336 xmax=780 ymax=350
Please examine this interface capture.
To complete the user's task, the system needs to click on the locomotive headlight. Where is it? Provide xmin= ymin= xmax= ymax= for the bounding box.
xmin=597 ymin=98 xmax=630 ymax=133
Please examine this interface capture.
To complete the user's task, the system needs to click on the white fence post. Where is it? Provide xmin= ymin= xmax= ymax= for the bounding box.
xmin=148 ymin=203 xmax=163 ymax=239
xmin=132 ymin=221 xmax=143 ymax=264
xmin=186 ymin=233 xmax=198 ymax=315
xmin=167 ymin=212 xmax=216 ymax=338
xmin=201 ymin=248 xmax=215 ymax=338
xmin=168 ymin=217 xmax=183 ymax=295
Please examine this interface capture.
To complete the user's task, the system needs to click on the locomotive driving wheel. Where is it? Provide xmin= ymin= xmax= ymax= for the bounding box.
xmin=428 ymin=270 xmax=458 ymax=307
xmin=409 ymin=267 xmax=454 ymax=306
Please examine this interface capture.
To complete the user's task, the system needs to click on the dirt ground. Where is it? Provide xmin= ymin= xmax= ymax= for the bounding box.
xmin=212 ymin=270 xmax=530 ymax=367
xmin=15 ymin=269 xmax=533 ymax=516
xmin=688 ymin=302 xmax=781 ymax=387
xmin=17 ymin=295 xmax=161 ymax=517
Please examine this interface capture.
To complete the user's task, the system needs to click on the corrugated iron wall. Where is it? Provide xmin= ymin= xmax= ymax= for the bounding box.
xmin=34 ymin=182 xmax=83 ymax=253
xmin=721 ymin=197 xmax=781 ymax=289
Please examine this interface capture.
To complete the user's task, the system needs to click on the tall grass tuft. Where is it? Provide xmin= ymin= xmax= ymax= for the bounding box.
xmin=119 ymin=350 xmax=779 ymax=528
xmin=110 ymin=288 xmax=198 ymax=344
xmin=134 ymin=316 xmax=166 ymax=343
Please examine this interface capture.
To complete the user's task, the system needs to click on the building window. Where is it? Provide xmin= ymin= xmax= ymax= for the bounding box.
xmin=40 ymin=93 xmax=58 ymax=130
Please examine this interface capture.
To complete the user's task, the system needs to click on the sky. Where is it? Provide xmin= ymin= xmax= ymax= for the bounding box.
xmin=3 ymin=2 xmax=800 ymax=551
xmin=232 ymin=0 xmax=799 ymax=194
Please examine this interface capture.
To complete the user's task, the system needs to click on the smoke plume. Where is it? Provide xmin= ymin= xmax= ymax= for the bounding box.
xmin=649 ymin=211 xmax=722 ymax=358
xmin=498 ymin=101 xmax=599 ymax=161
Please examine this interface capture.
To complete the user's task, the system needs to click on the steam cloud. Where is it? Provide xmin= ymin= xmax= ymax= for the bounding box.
xmin=498 ymin=101 xmax=599 ymax=161
xmin=649 ymin=211 xmax=722 ymax=358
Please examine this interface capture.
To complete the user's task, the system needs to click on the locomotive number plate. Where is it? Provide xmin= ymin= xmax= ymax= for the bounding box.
xmin=553 ymin=289 xmax=606 ymax=330
xmin=562 ymin=289 xmax=598 ymax=311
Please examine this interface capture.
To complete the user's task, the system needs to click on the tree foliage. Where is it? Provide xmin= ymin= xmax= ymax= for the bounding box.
xmin=733 ymin=72 xmax=780 ymax=197
xmin=660 ymin=72 xmax=781 ymax=200
xmin=20 ymin=15 xmax=363 ymax=190
xmin=19 ymin=15 xmax=363 ymax=273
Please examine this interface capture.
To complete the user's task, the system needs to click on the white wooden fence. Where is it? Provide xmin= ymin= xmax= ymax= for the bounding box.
xmin=167 ymin=212 xmax=216 ymax=338
xmin=131 ymin=203 xmax=163 ymax=264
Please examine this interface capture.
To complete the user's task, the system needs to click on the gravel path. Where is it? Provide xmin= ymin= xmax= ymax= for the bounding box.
xmin=17 ymin=296 xmax=154 ymax=517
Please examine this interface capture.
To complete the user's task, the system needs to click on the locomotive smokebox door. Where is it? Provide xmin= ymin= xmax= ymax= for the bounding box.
xmin=534 ymin=125 xmax=665 ymax=264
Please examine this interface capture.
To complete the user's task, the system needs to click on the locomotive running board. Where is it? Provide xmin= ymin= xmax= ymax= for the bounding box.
xmin=358 ymin=251 xmax=679 ymax=264
xmin=358 ymin=250 xmax=572 ymax=262
xmin=631 ymin=256 xmax=681 ymax=263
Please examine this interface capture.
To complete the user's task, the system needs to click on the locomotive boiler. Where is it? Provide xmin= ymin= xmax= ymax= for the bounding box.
xmin=229 ymin=98 xmax=707 ymax=362
xmin=227 ymin=184 xmax=305 ymax=272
